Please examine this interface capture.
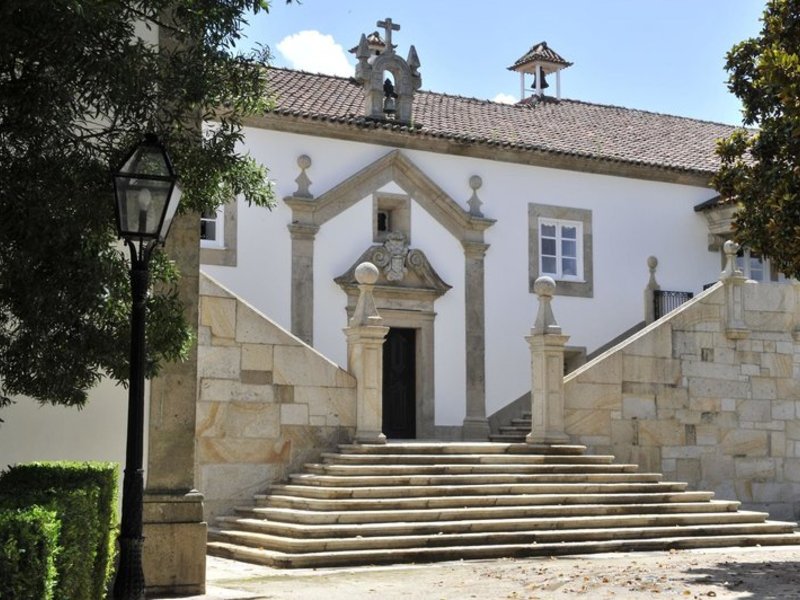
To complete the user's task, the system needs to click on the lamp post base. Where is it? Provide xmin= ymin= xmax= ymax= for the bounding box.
xmin=112 ymin=536 xmax=144 ymax=600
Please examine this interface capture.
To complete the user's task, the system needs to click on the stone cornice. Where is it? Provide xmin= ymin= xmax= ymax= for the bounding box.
xmin=243 ymin=113 xmax=713 ymax=188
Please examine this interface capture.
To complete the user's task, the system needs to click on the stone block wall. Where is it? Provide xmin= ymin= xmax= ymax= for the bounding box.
xmin=197 ymin=274 xmax=356 ymax=520
xmin=564 ymin=281 xmax=800 ymax=520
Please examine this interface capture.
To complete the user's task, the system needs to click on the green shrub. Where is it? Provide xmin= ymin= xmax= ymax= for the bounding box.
xmin=0 ymin=506 xmax=60 ymax=600
xmin=0 ymin=462 xmax=119 ymax=600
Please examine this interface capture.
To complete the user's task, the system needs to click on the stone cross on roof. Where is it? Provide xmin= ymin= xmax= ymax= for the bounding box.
xmin=377 ymin=17 xmax=400 ymax=52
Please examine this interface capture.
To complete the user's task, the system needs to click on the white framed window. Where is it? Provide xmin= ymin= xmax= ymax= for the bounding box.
xmin=528 ymin=203 xmax=593 ymax=298
xmin=735 ymin=248 xmax=786 ymax=282
xmin=200 ymin=206 xmax=225 ymax=249
xmin=538 ymin=218 xmax=583 ymax=281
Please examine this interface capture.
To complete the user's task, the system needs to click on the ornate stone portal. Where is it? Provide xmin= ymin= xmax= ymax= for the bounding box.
xmin=336 ymin=234 xmax=450 ymax=439
xmin=285 ymin=150 xmax=495 ymax=440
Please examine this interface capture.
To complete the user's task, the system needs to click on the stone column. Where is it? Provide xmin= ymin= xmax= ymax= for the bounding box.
xmin=526 ymin=276 xmax=570 ymax=445
xmin=720 ymin=240 xmax=749 ymax=340
xmin=462 ymin=240 xmax=490 ymax=440
xmin=288 ymin=221 xmax=319 ymax=346
xmin=643 ymin=256 xmax=660 ymax=324
xmin=143 ymin=210 xmax=206 ymax=597
xmin=344 ymin=263 xmax=389 ymax=444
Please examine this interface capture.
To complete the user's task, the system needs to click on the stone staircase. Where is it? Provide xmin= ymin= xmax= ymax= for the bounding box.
xmin=490 ymin=412 xmax=532 ymax=442
xmin=206 ymin=442 xmax=799 ymax=568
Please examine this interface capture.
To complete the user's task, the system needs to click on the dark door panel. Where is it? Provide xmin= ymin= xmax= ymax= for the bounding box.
xmin=382 ymin=327 xmax=416 ymax=439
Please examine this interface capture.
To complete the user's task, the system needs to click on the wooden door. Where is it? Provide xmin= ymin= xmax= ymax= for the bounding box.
xmin=382 ymin=327 xmax=416 ymax=439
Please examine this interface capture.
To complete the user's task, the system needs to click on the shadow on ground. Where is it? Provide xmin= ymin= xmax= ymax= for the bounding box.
xmin=686 ymin=560 xmax=800 ymax=599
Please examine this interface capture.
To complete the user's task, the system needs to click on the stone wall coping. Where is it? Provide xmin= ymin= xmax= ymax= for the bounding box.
xmin=566 ymin=282 xmax=723 ymax=384
xmin=199 ymin=271 xmax=355 ymax=385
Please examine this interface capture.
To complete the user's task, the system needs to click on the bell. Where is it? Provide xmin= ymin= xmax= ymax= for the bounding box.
xmin=533 ymin=72 xmax=549 ymax=90
xmin=383 ymin=95 xmax=397 ymax=115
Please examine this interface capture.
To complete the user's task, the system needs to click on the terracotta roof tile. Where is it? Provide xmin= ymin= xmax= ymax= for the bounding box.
xmin=264 ymin=67 xmax=738 ymax=175
xmin=509 ymin=41 xmax=573 ymax=70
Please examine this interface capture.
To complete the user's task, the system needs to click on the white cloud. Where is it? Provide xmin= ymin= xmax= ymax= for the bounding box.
xmin=276 ymin=30 xmax=353 ymax=77
xmin=492 ymin=93 xmax=517 ymax=105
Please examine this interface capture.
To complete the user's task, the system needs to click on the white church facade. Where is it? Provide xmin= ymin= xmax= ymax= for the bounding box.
xmin=200 ymin=23 xmax=748 ymax=442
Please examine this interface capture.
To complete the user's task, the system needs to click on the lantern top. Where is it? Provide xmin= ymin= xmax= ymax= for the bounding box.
xmin=113 ymin=134 xmax=181 ymax=244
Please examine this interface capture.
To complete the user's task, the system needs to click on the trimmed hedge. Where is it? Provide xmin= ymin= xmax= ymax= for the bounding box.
xmin=0 ymin=506 xmax=60 ymax=600
xmin=0 ymin=462 xmax=118 ymax=600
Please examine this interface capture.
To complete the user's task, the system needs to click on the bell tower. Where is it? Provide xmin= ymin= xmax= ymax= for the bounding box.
xmin=353 ymin=18 xmax=422 ymax=124
xmin=508 ymin=41 xmax=572 ymax=101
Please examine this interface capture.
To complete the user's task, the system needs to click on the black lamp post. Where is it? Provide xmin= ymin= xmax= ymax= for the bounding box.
xmin=112 ymin=133 xmax=181 ymax=600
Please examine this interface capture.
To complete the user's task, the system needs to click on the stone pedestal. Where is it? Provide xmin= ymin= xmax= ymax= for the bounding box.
xmin=526 ymin=333 xmax=571 ymax=444
xmin=344 ymin=263 xmax=389 ymax=444
xmin=526 ymin=276 xmax=570 ymax=445
xmin=142 ymin=491 xmax=206 ymax=596
xmin=720 ymin=240 xmax=749 ymax=340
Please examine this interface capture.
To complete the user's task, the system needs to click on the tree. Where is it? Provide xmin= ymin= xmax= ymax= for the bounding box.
xmin=713 ymin=0 xmax=800 ymax=278
xmin=0 ymin=1 xmax=281 ymax=409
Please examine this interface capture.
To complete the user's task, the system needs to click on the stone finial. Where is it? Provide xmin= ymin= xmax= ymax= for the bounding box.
xmin=644 ymin=255 xmax=660 ymax=324
xmin=720 ymin=240 xmax=743 ymax=280
xmin=350 ymin=262 xmax=382 ymax=327
xmin=467 ymin=175 xmax=484 ymax=217
xmin=294 ymin=155 xmax=313 ymax=198
xmin=532 ymin=276 xmax=561 ymax=335
xmin=647 ymin=256 xmax=658 ymax=283
xmin=408 ymin=45 xmax=421 ymax=73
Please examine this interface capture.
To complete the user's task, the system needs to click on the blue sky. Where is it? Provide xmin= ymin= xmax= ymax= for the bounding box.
xmin=242 ymin=0 xmax=766 ymax=126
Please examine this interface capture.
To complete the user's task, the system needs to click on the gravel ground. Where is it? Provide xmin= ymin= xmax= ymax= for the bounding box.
xmin=156 ymin=546 xmax=800 ymax=600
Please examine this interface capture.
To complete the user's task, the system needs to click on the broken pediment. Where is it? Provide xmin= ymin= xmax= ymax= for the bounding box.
xmin=335 ymin=232 xmax=451 ymax=301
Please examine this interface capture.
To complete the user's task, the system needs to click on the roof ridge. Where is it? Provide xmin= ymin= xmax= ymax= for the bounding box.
xmin=267 ymin=66 xmax=742 ymax=128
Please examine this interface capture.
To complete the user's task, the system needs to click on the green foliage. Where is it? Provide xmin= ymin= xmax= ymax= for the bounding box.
xmin=0 ymin=506 xmax=61 ymax=600
xmin=0 ymin=462 xmax=119 ymax=600
xmin=713 ymin=0 xmax=800 ymax=278
xmin=0 ymin=1 xmax=280 ymax=408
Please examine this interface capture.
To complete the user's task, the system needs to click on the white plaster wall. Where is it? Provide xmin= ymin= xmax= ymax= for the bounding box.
xmin=0 ymin=380 xmax=147 ymax=507
xmin=206 ymin=128 xmax=722 ymax=425
xmin=314 ymin=196 xmax=373 ymax=366
xmin=411 ymin=198 xmax=467 ymax=426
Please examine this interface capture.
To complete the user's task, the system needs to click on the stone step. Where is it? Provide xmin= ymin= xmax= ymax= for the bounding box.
xmin=260 ymin=491 xmax=716 ymax=511
xmin=489 ymin=433 xmax=529 ymax=442
xmin=267 ymin=476 xmax=669 ymax=500
xmin=288 ymin=472 xmax=677 ymax=488
xmin=304 ymin=462 xmax=638 ymax=476
xmin=218 ymin=508 xmax=764 ymax=539
xmin=337 ymin=442 xmax=586 ymax=455
xmin=209 ymin=520 xmax=796 ymax=554
xmin=207 ymin=531 xmax=800 ymax=569
xmin=237 ymin=500 xmax=742 ymax=525
xmin=322 ymin=452 xmax=614 ymax=466
xmin=322 ymin=452 xmax=610 ymax=465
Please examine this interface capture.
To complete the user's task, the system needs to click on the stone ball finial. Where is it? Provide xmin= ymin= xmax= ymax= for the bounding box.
xmin=647 ymin=256 xmax=658 ymax=270
xmin=355 ymin=261 xmax=379 ymax=285
xmin=723 ymin=240 xmax=740 ymax=256
xmin=469 ymin=175 xmax=482 ymax=191
xmin=297 ymin=154 xmax=312 ymax=170
xmin=533 ymin=275 xmax=556 ymax=298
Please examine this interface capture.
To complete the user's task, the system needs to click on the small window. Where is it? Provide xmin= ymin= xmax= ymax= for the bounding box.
xmin=373 ymin=193 xmax=410 ymax=242
xmin=201 ymin=207 xmax=224 ymax=249
xmin=377 ymin=210 xmax=391 ymax=233
xmin=539 ymin=218 xmax=583 ymax=281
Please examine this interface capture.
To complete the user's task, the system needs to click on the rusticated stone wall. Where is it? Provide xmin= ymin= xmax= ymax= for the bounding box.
xmin=564 ymin=281 xmax=800 ymax=520
xmin=197 ymin=274 xmax=356 ymax=521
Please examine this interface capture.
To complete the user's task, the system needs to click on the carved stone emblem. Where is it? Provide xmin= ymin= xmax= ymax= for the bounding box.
xmin=373 ymin=232 xmax=409 ymax=281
